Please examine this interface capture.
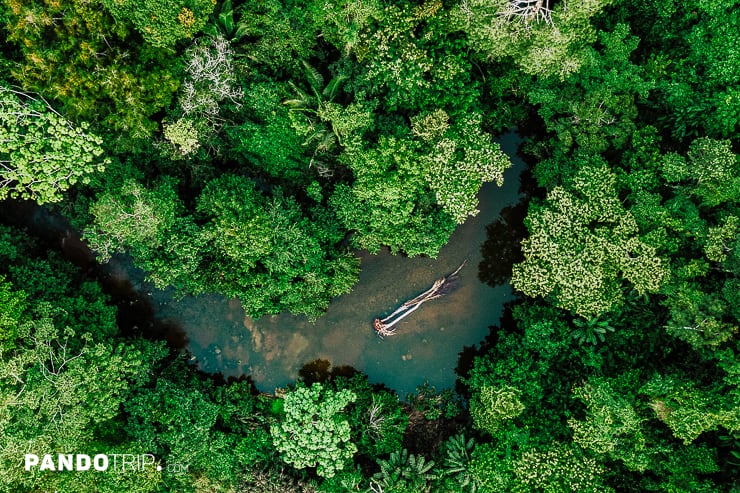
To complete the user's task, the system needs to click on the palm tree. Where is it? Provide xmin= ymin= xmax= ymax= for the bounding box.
xmin=571 ymin=316 xmax=615 ymax=345
xmin=284 ymin=62 xmax=348 ymax=176
xmin=372 ymin=449 xmax=437 ymax=492
xmin=441 ymin=434 xmax=480 ymax=492
xmin=203 ymin=0 xmax=250 ymax=43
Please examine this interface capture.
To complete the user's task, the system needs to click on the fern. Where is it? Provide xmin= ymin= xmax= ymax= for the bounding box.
xmin=323 ymin=74 xmax=348 ymax=101
xmin=302 ymin=60 xmax=325 ymax=94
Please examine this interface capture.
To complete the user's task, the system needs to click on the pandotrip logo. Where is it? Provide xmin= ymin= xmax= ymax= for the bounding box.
xmin=24 ymin=454 xmax=189 ymax=474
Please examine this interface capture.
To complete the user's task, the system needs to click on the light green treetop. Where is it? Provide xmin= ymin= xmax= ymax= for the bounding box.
xmin=0 ymin=87 xmax=109 ymax=204
xmin=270 ymin=383 xmax=357 ymax=478
xmin=332 ymin=111 xmax=510 ymax=257
xmin=471 ymin=385 xmax=525 ymax=436
xmin=512 ymin=442 xmax=612 ymax=493
xmin=0 ymin=303 xmax=166 ymax=490
xmin=663 ymin=137 xmax=740 ymax=207
xmin=641 ymin=373 xmax=740 ymax=445
xmin=452 ymin=0 xmax=612 ymax=78
xmin=569 ymin=377 xmax=651 ymax=472
xmin=85 ymin=178 xmax=180 ymax=262
xmin=512 ymin=160 xmax=669 ymax=317
xmin=0 ymin=275 xmax=25 ymax=350
xmin=420 ymin=112 xmax=511 ymax=224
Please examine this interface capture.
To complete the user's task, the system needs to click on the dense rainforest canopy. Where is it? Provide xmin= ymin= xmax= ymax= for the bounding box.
xmin=0 ymin=0 xmax=738 ymax=491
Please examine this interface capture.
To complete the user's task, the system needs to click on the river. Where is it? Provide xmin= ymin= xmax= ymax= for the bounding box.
xmin=4 ymin=131 xmax=526 ymax=398
xmin=100 ymin=131 xmax=526 ymax=397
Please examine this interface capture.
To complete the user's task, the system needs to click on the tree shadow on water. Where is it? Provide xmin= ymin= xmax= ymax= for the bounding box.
xmin=454 ymin=299 xmax=522 ymax=396
xmin=478 ymin=199 xmax=529 ymax=287
xmin=298 ymin=359 xmax=360 ymax=386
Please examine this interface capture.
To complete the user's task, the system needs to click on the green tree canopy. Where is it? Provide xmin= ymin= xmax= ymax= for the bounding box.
xmin=512 ymin=159 xmax=669 ymax=317
xmin=2 ymin=0 xmax=180 ymax=142
xmin=0 ymin=88 xmax=109 ymax=204
xmin=471 ymin=385 xmax=525 ymax=436
xmin=103 ymin=0 xmax=215 ymax=49
xmin=451 ymin=0 xmax=612 ymax=78
xmin=270 ymin=383 xmax=357 ymax=478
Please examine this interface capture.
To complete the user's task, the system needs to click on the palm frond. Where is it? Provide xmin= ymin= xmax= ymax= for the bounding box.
xmin=284 ymin=81 xmax=313 ymax=110
xmin=302 ymin=60 xmax=324 ymax=92
xmin=323 ymin=74 xmax=348 ymax=101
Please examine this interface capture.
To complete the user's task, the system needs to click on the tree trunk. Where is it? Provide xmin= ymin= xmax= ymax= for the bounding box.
xmin=373 ymin=260 xmax=466 ymax=339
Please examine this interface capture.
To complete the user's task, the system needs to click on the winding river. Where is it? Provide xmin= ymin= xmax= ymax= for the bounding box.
xmin=5 ymin=132 xmax=526 ymax=398
xmin=102 ymin=132 xmax=526 ymax=397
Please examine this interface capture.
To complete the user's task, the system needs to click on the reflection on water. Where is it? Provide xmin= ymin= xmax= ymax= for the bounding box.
xmin=111 ymin=132 xmax=526 ymax=397
xmin=478 ymin=200 xmax=529 ymax=288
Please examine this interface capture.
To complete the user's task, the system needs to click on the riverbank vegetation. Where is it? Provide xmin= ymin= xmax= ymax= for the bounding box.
xmin=0 ymin=0 xmax=738 ymax=491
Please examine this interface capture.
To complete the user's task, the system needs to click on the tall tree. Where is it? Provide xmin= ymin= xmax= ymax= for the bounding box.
xmin=512 ymin=159 xmax=669 ymax=317
xmin=0 ymin=88 xmax=109 ymax=204
xmin=270 ymin=383 xmax=357 ymax=478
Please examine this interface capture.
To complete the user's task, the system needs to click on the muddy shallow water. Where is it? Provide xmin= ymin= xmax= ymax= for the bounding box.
xmin=105 ymin=132 xmax=526 ymax=397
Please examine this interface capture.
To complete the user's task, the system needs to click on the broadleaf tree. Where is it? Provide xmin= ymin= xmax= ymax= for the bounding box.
xmin=0 ymin=88 xmax=109 ymax=204
xmin=270 ymin=383 xmax=357 ymax=478
xmin=512 ymin=158 xmax=669 ymax=317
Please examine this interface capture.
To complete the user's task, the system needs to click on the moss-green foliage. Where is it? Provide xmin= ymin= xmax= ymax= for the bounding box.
xmin=0 ymin=311 xmax=167 ymax=493
xmin=194 ymin=175 xmax=360 ymax=319
xmin=331 ymin=135 xmax=459 ymax=257
xmin=0 ymin=226 xmax=169 ymax=493
xmin=0 ymin=226 xmax=119 ymax=340
xmin=0 ymin=274 xmax=25 ymax=349
xmin=227 ymin=81 xmax=310 ymax=181
xmin=85 ymin=178 xmax=180 ymax=262
xmin=233 ymin=0 xmax=316 ymax=75
xmin=337 ymin=374 xmax=408 ymax=459
xmin=307 ymin=0 xmax=382 ymax=56
xmin=666 ymin=137 xmax=740 ymax=208
xmin=569 ymin=377 xmax=651 ymax=471
xmin=2 ymin=0 xmax=181 ymax=143
xmin=524 ymin=23 xmax=653 ymax=160
xmin=103 ymin=0 xmax=215 ymax=49
xmin=318 ymin=0 xmax=512 ymax=257
xmin=438 ymin=434 xmax=478 ymax=492
xmin=163 ymin=117 xmax=201 ymax=156
xmin=124 ymin=377 xmax=251 ymax=489
xmin=84 ymin=174 xmax=360 ymax=319
xmin=330 ymin=110 xmax=509 ymax=256
xmin=631 ymin=0 xmax=740 ymax=140
xmin=469 ymin=442 xmax=515 ymax=492
xmin=641 ymin=373 xmax=740 ymax=446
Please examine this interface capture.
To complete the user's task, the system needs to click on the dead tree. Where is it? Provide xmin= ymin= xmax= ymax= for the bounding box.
xmin=373 ymin=260 xmax=467 ymax=339
xmin=498 ymin=0 xmax=555 ymax=28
